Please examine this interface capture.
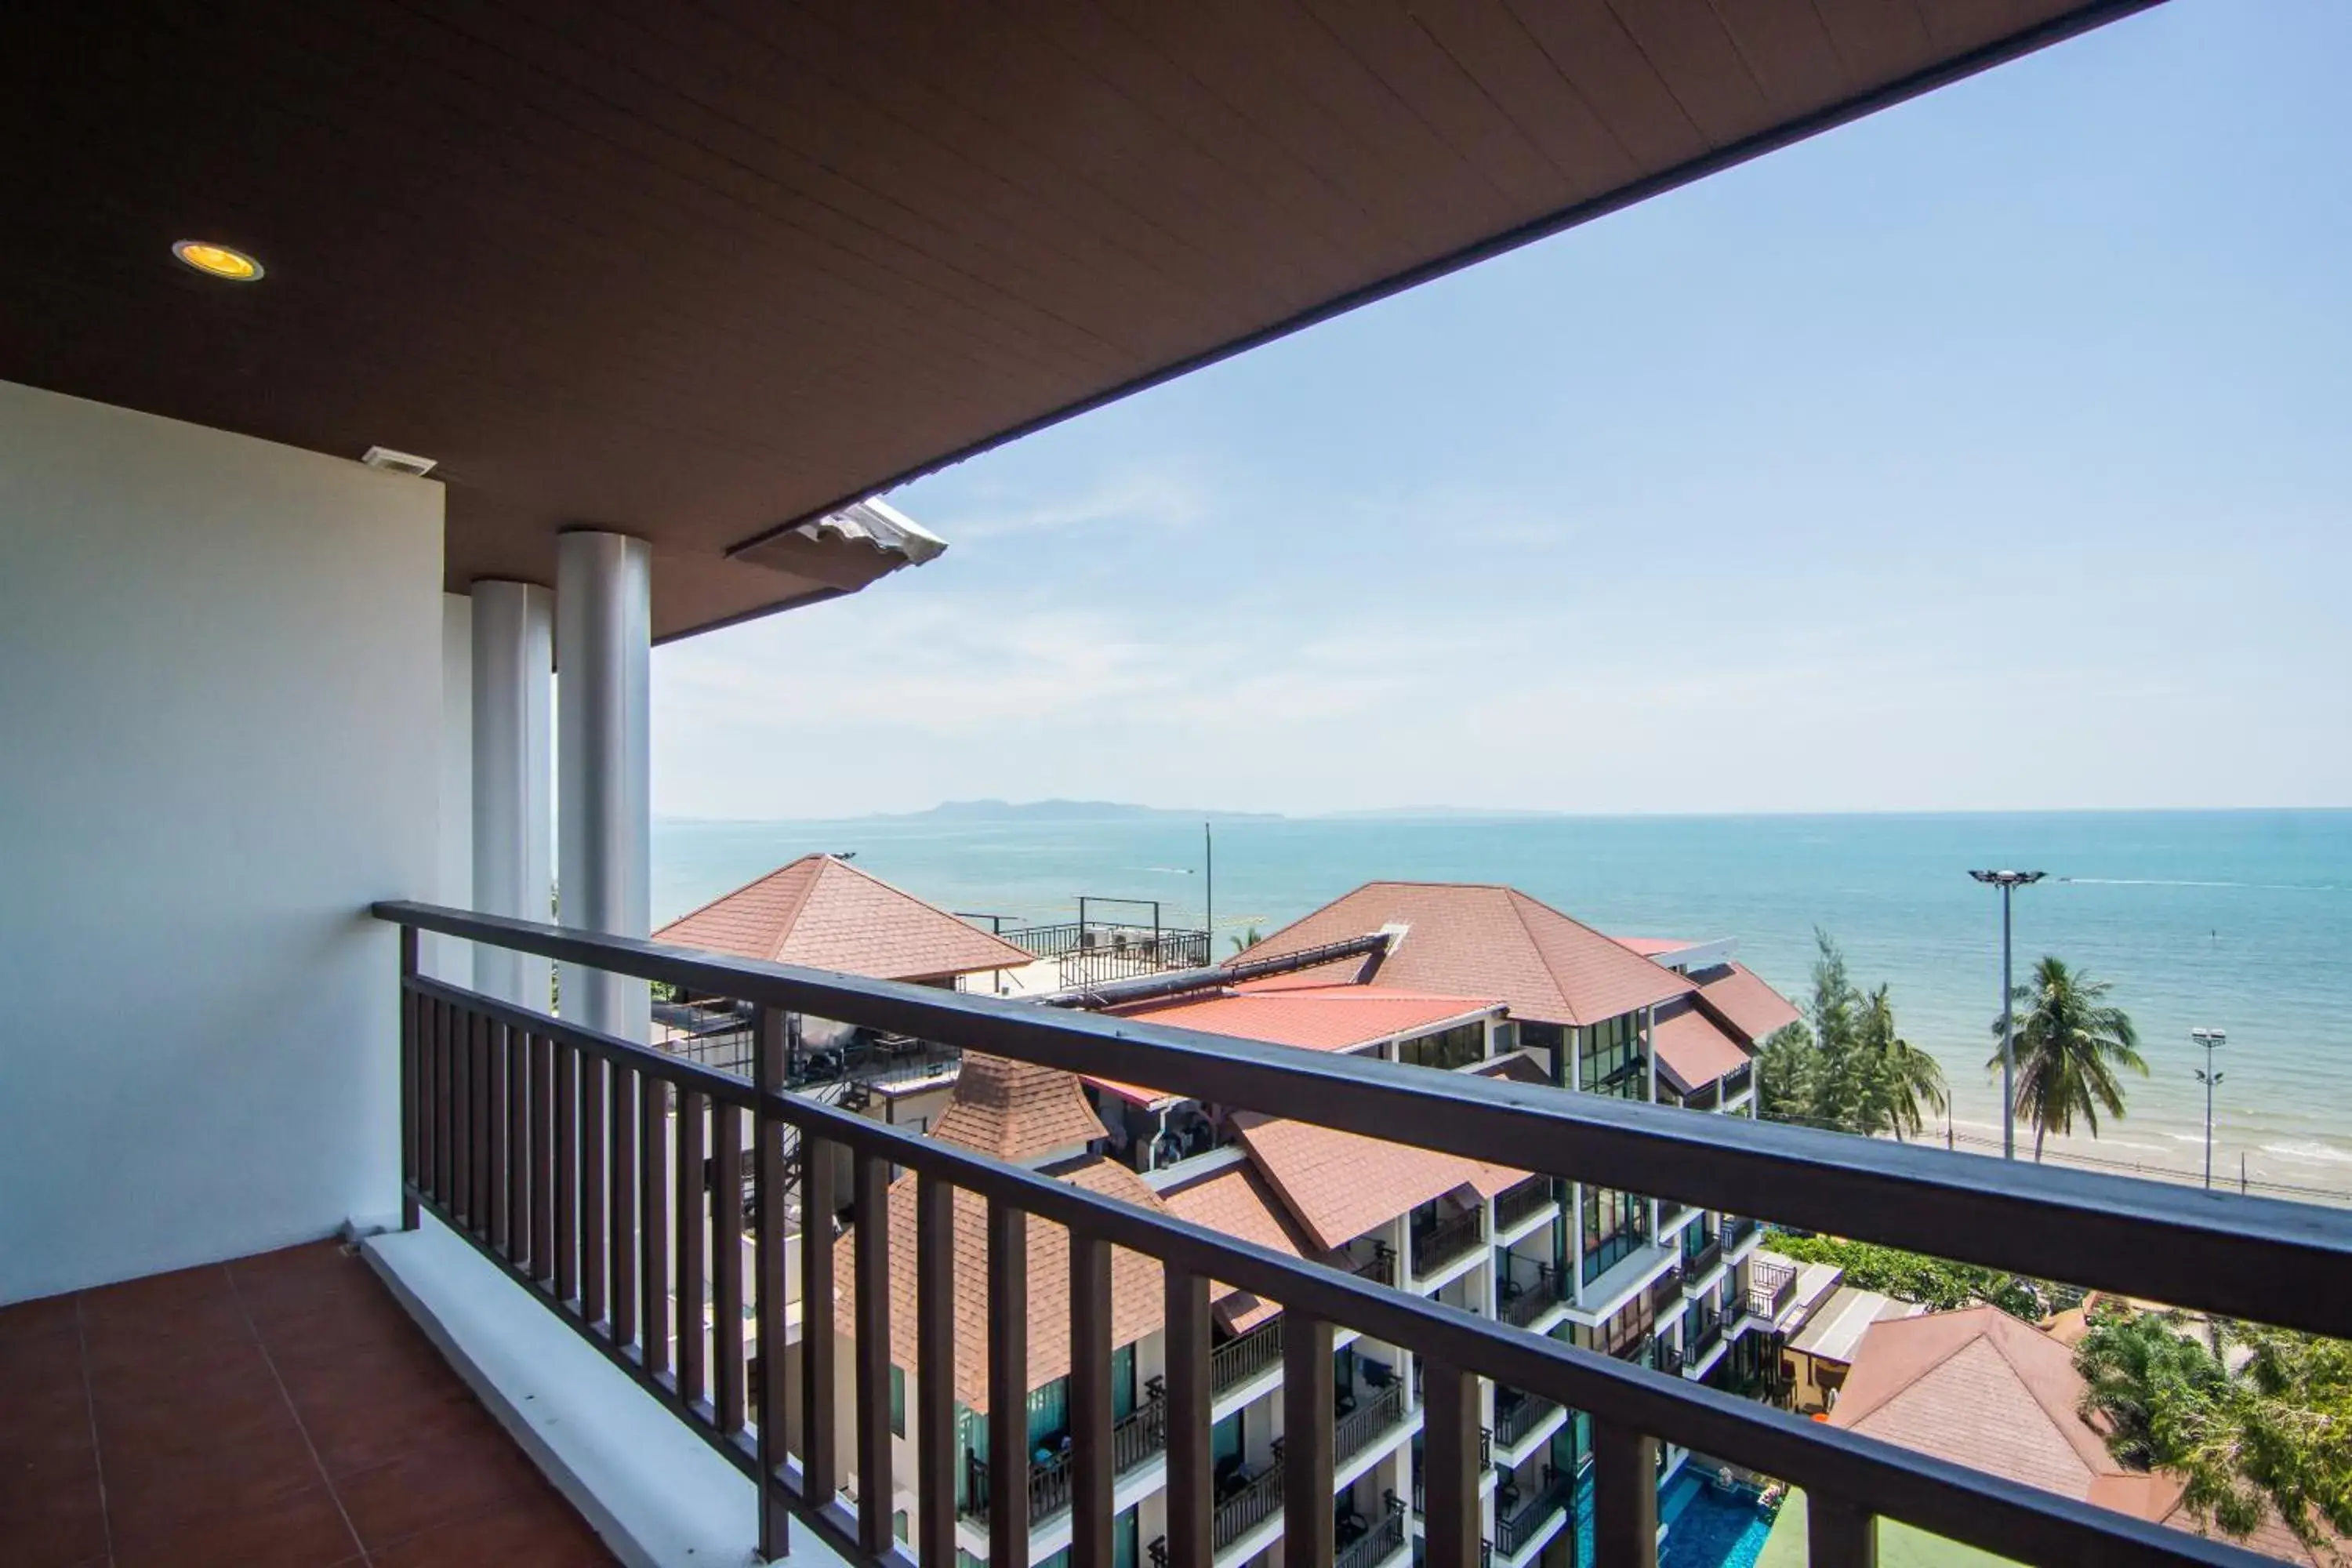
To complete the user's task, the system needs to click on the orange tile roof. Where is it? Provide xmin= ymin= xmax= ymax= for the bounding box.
xmin=1829 ymin=1307 xmax=2167 ymax=1518
xmin=1240 ymin=882 xmax=1691 ymax=1027
xmin=1157 ymin=1163 xmax=1327 ymax=1334
xmin=1650 ymin=1000 xmax=1751 ymax=1094
xmin=931 ymin=1054 xmax=1107 ymax=1163
xmin=833 ymin=1154 xmax=1167 ymax=1413
xmin=654 ymin=854 xmax=1034 ymax=981
xmin=1111 ymin=984 xmax=1498 ymax=1054
xmin=1231 ymin=1110 xmax=1525 ymax=1254
xmin=1690 ymin=962 xmax=1802 ymax=1045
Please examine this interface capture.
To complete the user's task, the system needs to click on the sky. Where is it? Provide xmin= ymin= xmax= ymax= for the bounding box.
xmin=652 ymin=0 xmax=2352 ymax=823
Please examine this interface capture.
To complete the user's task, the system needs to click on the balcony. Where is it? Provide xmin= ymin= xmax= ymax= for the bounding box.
xmin=1494 ymin=1465 xmax=1577 ymax=1559
xmin=1499 ymin=1263 xmax=1566 ymax=1329
xmin=1722 ymin=1062 xmax=1755 ymax=1104
xmin=1211 ymin=1316 xmax=1284 ymax=1396
xmin=1494 ymin=1176 xmax=1556 ymax=1234
xmin=1725 ymin=1214 xmax=1762 ymax=1252
xmin=1682 ymin=1233 xmax=1723 ymax=1285
xmin=1646 ymin=1263 xmax=1685 ymax=1316
xmin=1335 ymin=1497 xmax=1408 ymax=1568
xmin=1213 ymin=1461 xmax=1284 ymax=1553
xmin=1345 ymin=1243 xmax=1399 ymax=1290
xmin=964 ymin=1387 xmax=1169 ymax=1526
xmin=1335 ymin=1380 xmax=1410 ymax=1466
xmin=1410 ymin=1208 xmax=1486 ymax=1278
xmin=1749 ymin=1256 xmax=1800 ymax=1323
xmin=1686 ymin=1308 xmax=1724 ymax=1364
xmin=1655 ymin=1339 xmax=1686 ymax=1377
xmin=1493 ymin=1388 xmax=1563 ymax=1450
xmin=354 ymin=902 xmax=2350 ymax=1568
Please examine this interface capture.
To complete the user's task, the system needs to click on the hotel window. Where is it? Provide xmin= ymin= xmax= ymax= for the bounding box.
xmin=1397 ymin=1019 xmax=1484 ymax=1071
xmin=1581 ymin=1185 xmax=1646 ymax=1283
xmin=890 ymin=1365 xmax=905 ymax=1437
xmin=1578 ymin=1014 xmax=1645 ymax=1098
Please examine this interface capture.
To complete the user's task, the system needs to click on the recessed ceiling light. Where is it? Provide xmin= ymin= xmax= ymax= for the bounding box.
xmin=361 ymin=446 xmax=437 ymax=477
xmin=172 ymin=240 xmax=264 ymax=281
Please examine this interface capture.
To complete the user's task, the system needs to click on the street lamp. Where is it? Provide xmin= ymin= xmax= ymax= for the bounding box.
xmin=1969 ymin=869 xmax=2047 ymax=1160
xmin=2193 ymin=1027 xmax=2227 ymax=1190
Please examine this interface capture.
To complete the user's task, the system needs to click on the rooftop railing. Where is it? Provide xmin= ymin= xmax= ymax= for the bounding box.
xmin=1751 ymin=1257 xmax=1800 ymax=1323
xmin=378 ymin=900 xmax=2352 ymax=1568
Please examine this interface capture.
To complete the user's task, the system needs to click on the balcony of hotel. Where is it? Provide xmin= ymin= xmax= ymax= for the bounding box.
xmin=1492 ymin=1463 xmax=1579 ymax=1567
xmin=1407 ymin=1206 xmax=1487 ymax=1287
xmin=13 ymin=9 xmax=2347 ymax=1568
xmin=1491 ymin=1388 xmax=1568 ymax=1467
xmin=1491 ymin=1177 xmax=1559 ymax=1243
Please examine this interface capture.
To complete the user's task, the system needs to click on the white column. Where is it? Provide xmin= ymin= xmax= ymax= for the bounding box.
xmin=556 ymin=531 xmax=652 ymax=1041
xmin=470 ymin=579 xmax=554 ymax=1007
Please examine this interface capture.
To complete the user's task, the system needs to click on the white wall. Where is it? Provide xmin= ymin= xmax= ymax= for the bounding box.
xmin=0 ymin=380 xmax=444 ymax=1302
xmin=434 ymin=593 xmax=474 ymax=982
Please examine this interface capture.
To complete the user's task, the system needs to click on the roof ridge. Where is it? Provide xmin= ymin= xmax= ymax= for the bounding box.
xmin=1836 ymin=1311 xmax=1990 ymax=1428
xmin=655 ymin=854 xmax=822 ymax=949
xmin=1499 ymin=887 xmax=1575 ymax=1019
xmin=760 ymin=854 xmax=832 ymax=959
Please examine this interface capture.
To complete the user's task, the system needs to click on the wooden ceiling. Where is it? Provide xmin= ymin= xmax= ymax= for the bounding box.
xmin=3 ymin=1 xmax=2154 ymax=641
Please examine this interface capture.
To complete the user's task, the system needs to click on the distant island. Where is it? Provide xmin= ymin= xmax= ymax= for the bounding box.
xmin=870 ymin=798 xmax=1283 ymax=824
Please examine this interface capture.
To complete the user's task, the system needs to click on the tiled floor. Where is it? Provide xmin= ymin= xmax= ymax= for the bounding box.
xmin=0 ymin=1240 xmax=617 ymax=1568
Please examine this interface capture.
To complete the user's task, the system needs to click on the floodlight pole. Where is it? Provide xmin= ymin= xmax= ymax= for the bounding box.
xmin=1970 ymin=869 xmax=2047 ymax=1160
xmin=2193 ymin=1028 xmax=2227 ymax=1190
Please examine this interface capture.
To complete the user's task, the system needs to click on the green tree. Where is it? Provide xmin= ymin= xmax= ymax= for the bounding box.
xmin=1989 ymin=956 xmax=2146 ymax=1160
xmin=2075 ymin=1311 xmax=2352 ymax=1555
xmin=1857 ymin=984 xmax=1948 ymax=1142
xmin=1228 ymin=924 xmax=1263 ymax=956
xmin=1765 ymin=1232 xmax=2048 ymax=1318
xmin=1755 ymin=931 xmax=1945 ymax=1142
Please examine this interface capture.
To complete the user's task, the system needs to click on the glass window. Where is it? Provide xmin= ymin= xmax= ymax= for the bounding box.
xmin=1577 ymin=1014 xmax=1646 ymax=1098
xmin=1397 ymin=1020 xmax=1485 ymax=1070
xmin=1029 ymin=1377 xmax=1069 ymax=1450
xmin=1581 ymin=1185 xmax=1647 ymax=1283
xmin=1212 ymin=1410 xmax=1242 ymax=1467
xmin=1112 ymin=1344 xmax=1136 ymax=1421
xmin=1115 ymin=1505 xmax=1140 ymax=1568
xmin=891 ymin=1365 xmax=906 ymax=1438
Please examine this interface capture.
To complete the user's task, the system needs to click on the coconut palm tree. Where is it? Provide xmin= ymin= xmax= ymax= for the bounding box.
xmin=1859 ymin=984 xmax=1948 ymax=1141
xmin=1990 ymin=956 xmax=2146 ymax=1160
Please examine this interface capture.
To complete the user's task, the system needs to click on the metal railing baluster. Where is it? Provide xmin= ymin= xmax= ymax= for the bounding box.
xmin=1424 ymin=1359 xmax=1481 ymax=1568
xmin=486 ymin=1018 xmax=509 ymax=1254
xmin=471 ymin=1011 xmax=492 ymax=1236
xmin=712 ymin=1095 xmax=744 ymax=1433
xmin=641 ymin=1067 xmax=670 ymax=1381
xmin=581 ymin=1052 xmax=608 ymax=1327
xmin=399 ymin=926 xmax=419 ymax=1230
xmin=802 ymin=1128 xmax=839 ymax=1504
xmin=854 ymin=1152 xmax=894 ymax=1556
xmin=1164 ymin=1269 xmax=1213 ymax=1568
xmin=987 ymin=1196 xmax=1029 ymax=1568
xmin=1595 ymin=1420 xmax=1659 ymax=1568
xmin=753 ymin=1004 xmax=793 ymax=1556
xmin=1070 ymin=1230 xmax=1114 ymax=1568
xmin=1281 ymin=1312 xmax=1334 ymax=1568
xmin=505 ymin=1023 xmax=527 ymax=1261
xmin=675 ymin=1084 xmax=706 ymax=1407
xmin=610 ymin=1058 xmax=637 ymax=1346
xmin=532 ymin=1032 xmax=556 ymax=1284
xmin=915 ymin=1171 xmax=956 ymax=1568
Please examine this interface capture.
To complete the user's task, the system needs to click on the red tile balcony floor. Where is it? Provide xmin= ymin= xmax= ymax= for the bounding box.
xmin=0 ymin=1239 xmax=616 ymax=1568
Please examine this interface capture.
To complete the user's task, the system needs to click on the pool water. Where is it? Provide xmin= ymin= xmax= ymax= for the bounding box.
xmin=1657 ymin=1468 xmax=1776 ymax=1568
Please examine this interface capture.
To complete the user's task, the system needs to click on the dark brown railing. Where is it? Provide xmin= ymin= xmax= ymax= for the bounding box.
xmin=1494 ymin=1176 xmax=1555 ymax=1232
xmin=1501 ymin=1264 xmax=1564 ymax=1329
xmin=1211 ymin=1317 xmax=1283 ymax=1395
xmin=1411 ymin=1208 xmax=1486 ymax=1276
xmin=1494 ymin=1388 xmax=1560 ymax=1450
xmin=1494 ymin=1465 xmax=1577 ymax=1557
xmin=1647 ymin=1263 xmax=1685 ymax=1316
xmin=380 ymin=900 xmax=2345 ymax=1568
xmin=1688 ymin=1307 xmax=1724 ymax=1362
xmin=1683 ymin=1233 xmax=1723 ymax=1283
xmin=1657 ymin=1341 xmax=1686 ymax=1377
xmin=964 ymin=1389 xmax=1167 ymax=1526
xmin=1722 ymin=1063 xmax=1755 ymax=1102
xmin=1726 ymin=1214 xmax=1762 ymax=1250
xmin=1336 ymin=1497 xmax=1407 ymax=1568
xmin=1212 ymin=1461 xmax=1283 ymax=1551
xmin=1335 ymin=1380 xmax=1407 ymax=1465
xmin=1345 ymin=1243 xmax=1398 ymax=1288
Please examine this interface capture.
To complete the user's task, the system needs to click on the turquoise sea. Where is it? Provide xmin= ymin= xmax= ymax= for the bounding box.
xmin=654 ymin=810 xmax=2352 ymax=1201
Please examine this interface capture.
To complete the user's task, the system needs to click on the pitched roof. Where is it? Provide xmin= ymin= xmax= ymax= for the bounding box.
xmin=931 ymin=1054 xmax=1107 ymax=1163
xmin=1650 ymin=999 xmax=1751 ymax=1094
xmin=833 ymin=1154 xmax=1167 ymax=1412
xmin=1828 ymin=1306 xmax=2175 ymax=1519
xmin=654 ymin=854 xmax=1034 ymax=980
xmin=1231 ymin=1110 xmax=1525 ymax=1254
xmin=1111 ymin=983 xmax=1499 ymax=1054
xmin=1690 ymin=961 xmax=1802 ymax=1045
xmin=1157 ymin=1163 xmax=1325 ymax=1334
xmin=1239 ymin=882 xmax=1691 ymax=1027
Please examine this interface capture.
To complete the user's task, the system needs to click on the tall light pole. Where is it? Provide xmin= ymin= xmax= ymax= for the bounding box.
xmin=2193 ymin=1027 xmax=2227 ymax=1190
xmin=1969 ymin=869 xmax=2046 ymax=1160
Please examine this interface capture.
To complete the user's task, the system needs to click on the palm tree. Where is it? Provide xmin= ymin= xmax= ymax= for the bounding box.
xmin=1858 ymin=985 xmax=1947 ymax=1142
xmin=1990 ymin=956 xmax=2146 ymax=1160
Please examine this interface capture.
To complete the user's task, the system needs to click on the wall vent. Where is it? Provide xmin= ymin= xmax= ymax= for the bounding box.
xmin=361 ymin=445 xmax=437 ymax=477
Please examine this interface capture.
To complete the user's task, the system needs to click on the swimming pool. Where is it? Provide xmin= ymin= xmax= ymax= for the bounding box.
xmin=1658 ymin=1468 xmax=1776 ymax=1568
